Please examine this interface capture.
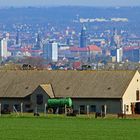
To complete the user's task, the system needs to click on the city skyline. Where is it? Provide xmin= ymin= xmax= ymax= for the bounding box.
xmin=0 ymin=0 xmax=140 ymax=7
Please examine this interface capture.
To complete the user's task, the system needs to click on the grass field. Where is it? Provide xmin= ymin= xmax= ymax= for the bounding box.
xmin=0 ymin=116 xmax=140 ymax=140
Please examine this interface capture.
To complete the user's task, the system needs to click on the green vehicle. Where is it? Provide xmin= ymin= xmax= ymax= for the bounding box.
xmin=47 ymin=98 xmax=73 ymax=114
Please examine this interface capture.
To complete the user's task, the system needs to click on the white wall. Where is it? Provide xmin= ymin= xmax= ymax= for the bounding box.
xmin=123 ymin=71 xmax=140 ymax=114
xmin=0 ymin=38 xmax=7 ymax=60
xmin=43 ymin=42 xmax=58 ymax=62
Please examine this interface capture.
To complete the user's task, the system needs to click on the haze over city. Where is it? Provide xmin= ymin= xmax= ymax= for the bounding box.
xmin=1 ymin=1 xmax=140 ymax=140
xmin=0 ymin=0 xmax=140 ymax=70
xmin=0 ymin=0 xmax=140 ymax=7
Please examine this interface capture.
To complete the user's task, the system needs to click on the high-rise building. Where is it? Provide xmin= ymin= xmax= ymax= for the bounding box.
xmin=43 ymin=41 xmax=58 ymax=62
xmin=124 ymin=49 xmax=140 ymax=62
xmin=16 ymin=30 xmax=20 ymax=45
xmin=110 ymin=28 xmax=117 ymax=47
xmin=0 ymin=38 xmax=8 ymax=61
xmin=35 ymin=33 xmax=42 ymax=49
xmin=116 ymin=48 xmax=123 ymax=62
xmin=80 ymin=25 xmax=87 ymax=48
xmin=110 ymin=48 xmax=123 ymax=62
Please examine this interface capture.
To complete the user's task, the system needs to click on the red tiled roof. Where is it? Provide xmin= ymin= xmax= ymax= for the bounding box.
xmin=88 ymin=45 xmax=102 ymax=52
xmin=70 ymin=45 xmax=101 ymax=52
xmin=8 ymin=47 xmax=42 ymax=53
xmin=73 ymin=62 xmax=81 ymax=69
xmin=123 ymin=46 xmax=140 ymax=51
xmin=70 ymin=47 xmax=88 ymax=52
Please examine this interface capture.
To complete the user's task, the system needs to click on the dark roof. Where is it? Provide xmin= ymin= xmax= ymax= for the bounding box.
xmin=0 ymin=70 xmax=136 ymax=98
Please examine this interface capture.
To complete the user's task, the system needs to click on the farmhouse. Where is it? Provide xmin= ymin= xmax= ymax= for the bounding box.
xmin=0 ymin=70 xmax=140 ymax=115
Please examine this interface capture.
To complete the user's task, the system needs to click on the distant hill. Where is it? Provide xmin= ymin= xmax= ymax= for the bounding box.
xmin=0 ymin=6 xmax=139 ymax=23
xmin=0 ymin=6 xmax=140 ymax=33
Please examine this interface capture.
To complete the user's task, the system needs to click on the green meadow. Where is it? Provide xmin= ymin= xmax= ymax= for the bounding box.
xmin=0 ymin=116 xmax=140 ymax=140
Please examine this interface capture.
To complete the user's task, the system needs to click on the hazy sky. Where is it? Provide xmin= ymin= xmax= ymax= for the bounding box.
xmin=0 ymin=0 xmax=140 ymax=7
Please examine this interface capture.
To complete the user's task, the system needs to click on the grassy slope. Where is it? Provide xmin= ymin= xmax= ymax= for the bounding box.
xmin=0 ymin=117 xmax=139 ymax=140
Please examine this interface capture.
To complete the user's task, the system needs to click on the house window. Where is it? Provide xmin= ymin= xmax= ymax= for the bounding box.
xmin=37 ymin=94 xmax=43 ymax=105
xmin=80 ymin=105 xmax=85 ymax=114
xmin=126 ymin=105 xmax=129 ymax=112
xmin=90 ymin=105 xmax=96 ymax=112
xmin=25 ymin=104 xmax=31 ymax=109
xmin=3 ymin=104 xmax=9 ymax=110
xmin=14 ymin=104 xmax=20 ymax=111
xmin=3 ymin=104 xmax=10 ymax=113
xmin=136 ymin=90 xmax=140 ymax=101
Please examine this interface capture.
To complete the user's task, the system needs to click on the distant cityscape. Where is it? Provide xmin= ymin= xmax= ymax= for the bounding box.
xmin=0 ymin=6 xmax=140 ymax=70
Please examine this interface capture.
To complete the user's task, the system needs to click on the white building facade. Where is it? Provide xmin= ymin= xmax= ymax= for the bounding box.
xmin=116 ymin=48 xmax=123 ymax=63
xmin=0 ymin=38 xmax=8 ymax=61
xmin=43 ymin=41 xmax=58 ymax=62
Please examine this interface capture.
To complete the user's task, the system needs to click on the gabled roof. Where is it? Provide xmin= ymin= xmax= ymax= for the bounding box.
xmin=39 ymin=84 xmax=54 ymax=98
xmin=0 ymin=70 xmax=137 ymax=98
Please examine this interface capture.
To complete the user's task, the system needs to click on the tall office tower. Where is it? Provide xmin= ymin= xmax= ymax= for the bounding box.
xmin=43 ymin=41 xmax=58 ymax=62
xmin=0 ymin=38 xmax=7 ymax=61
xmin=16 ymin=30 xmax=20 ymax=45
xmin=35 ymin=33 xmax=42 ymax=49
xmin=110 ymin=28 xmax=117 ymax=47
xmin=116 ymin=48 xmax=123 ymax=63
xmin=80 ymin=25 xmax=87 ymax=48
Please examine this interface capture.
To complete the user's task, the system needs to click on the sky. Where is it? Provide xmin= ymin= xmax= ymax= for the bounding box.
xmin=0 ymin=0 xmax=140 ymax=7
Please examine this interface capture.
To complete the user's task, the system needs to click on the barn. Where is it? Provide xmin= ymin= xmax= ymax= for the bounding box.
xmin=0 ymin=70 xmax=140 ymax=115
